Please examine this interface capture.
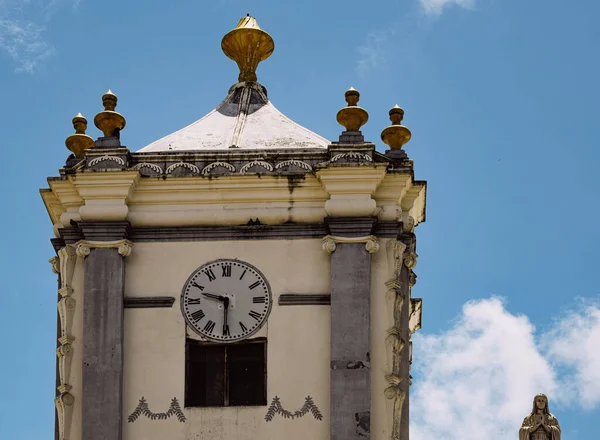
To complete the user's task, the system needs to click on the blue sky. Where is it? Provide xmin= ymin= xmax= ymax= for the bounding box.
xmin=0 ymin=0 xmax=599 ymax=438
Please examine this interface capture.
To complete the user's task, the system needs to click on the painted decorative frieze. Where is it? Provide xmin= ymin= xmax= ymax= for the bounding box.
xmin=201 ymin=161 xmax=236 ymax=175
xmin=128 ymin=397 xmax=186 ymax=423
xmin=264 ymin=396 xmax=323 ymax=422
xmin=239 ymin=160 xmax=273 ymax=174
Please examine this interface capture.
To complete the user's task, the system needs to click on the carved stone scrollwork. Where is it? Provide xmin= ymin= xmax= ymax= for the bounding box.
xmin=403 ymin=251 xmax=418 ymax=269
xmin=365 ymin=237 xmax=380 ymax=254
xmin=322 ymin=237 xmax=336 ymax=254
xmin=76 ymin=244 xmax=90 ymax=258
xmin=52 ymin=244 xmax=78 ymax=440
xmin=55 ymin=392 xmax=75 ymax=440
xmin=49 ymin=256 xmax=60 ymax=274
xmin=409 ymin=270 xmax=417 ymax=287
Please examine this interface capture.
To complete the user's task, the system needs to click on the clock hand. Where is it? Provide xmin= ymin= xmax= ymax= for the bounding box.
xmin=201 ymin=292 xmax=226 ymax=301
xmin=223 ymin=297 xmax=230 ymax=336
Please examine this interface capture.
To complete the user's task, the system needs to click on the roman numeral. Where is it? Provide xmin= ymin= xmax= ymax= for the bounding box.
xmin=249 ymin=281 xmax=262 ymax=290
xmin=191 ymin=310 xmax=205 ymax=322
xmin=253 ymin=296 xmax=266 ymax=304
xmin=223 ymin=325 xmax=230 ymax=337
xmin=187 ymin=298 xmax=201 ymax=305
xmin=239 ymin=269 xmax=247 ymax=280
xmin=192 ymin=282 xmax=205 ymax=291
xmin=203 ymin=320 xmax=215 ymax=334
xmin=221 ymin=264 xmax=232 ymax=277
xmin=239 ymin=321 xmax=248 ymax=333
xmin=249 ymin=310 xmax=262 ymax=321
xmin=205 ymin=269 xmax=216 ymax=282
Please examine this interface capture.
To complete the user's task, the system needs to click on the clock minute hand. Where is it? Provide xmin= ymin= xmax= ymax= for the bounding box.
xmin=201 ymin=292 xmax=225 ymax=301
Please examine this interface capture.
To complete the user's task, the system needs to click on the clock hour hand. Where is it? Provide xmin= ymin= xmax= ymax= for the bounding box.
xmin=201 ymin=292 xmax=226 ymax=302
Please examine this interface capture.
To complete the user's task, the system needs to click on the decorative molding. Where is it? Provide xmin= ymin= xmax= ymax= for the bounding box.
xmin=127 ymin=397 xmax=186 ymax=423
xmin=130 ymin=162 xmax=164 ymax=174
xmin=321 ymin=234 xmax=379 ymax=254
xmin=88 ymin=154 xmax=126 ymax=167
xmin=49 ymin=256 xmax=60 ymax=274
xmin=384 ymin=239 xmax=409 ymax=440
xmin=201 ymin=161 xmax=236 ymax=175
xmin=124 ymin=296 xmax=175 ymax=308
xmin=275 ymin=159 xmax=312 ymax=171
xmin=278 ymin=294 xmax=330 ymax=306
xmin=75 ymin=239 xmax=133 ymax=258
xmin=329 ymin=152 xmax=373 ymax=163
xmin=55 ymin=392 xmax=74 ymax=440
xmin=409 ymin=298 xmax=423 ymax=335
xmin=52 ymin=244 xmax=79 ymax=440
xmin=403 ymin=251 xmax=418 ymax=269
xmin=239 ymin=160 xmax=274 ymax=174
xmin=264 ymin=396 xmax=323 ymax=422
xmin=165 ymin=162 xmax=200 ymax=175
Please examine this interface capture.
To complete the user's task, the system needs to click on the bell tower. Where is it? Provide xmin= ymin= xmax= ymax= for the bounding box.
xmin=41 ymin=16 xmax=426 ymax=440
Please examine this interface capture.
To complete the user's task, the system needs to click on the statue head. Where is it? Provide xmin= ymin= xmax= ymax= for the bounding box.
xmin=531 ymin=393 xmax=550 ymax=414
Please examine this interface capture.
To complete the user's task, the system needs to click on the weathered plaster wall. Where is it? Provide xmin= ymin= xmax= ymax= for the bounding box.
xmin=123 ymin=239 xmax=331 ymax=440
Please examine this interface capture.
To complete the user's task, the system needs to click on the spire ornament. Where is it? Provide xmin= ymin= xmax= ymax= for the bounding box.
xmin=221 ymin=15 xmax=275 ymax=83
xmin=93 ymin=90 xmax=126 ymax=138
xmin=336 ymin=87 xmax=369 ymax=132
xmin=381 ymin=104 xmax=411 ymax=150
xmin=65 ymin=113 xmax=94 ymax=158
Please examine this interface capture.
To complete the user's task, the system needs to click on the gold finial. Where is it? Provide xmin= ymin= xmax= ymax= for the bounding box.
xmin=221 ymin=15 xmax=275 ymax=82
xmin=381 ymin=104 xmax=412 ymax=150
xmin=336 ymin=87 xmax=369 ymax=132
xmin=65 ymin=113 xmax=94 ymax=158
xmin=93 ymin=89 xmax=126 ymax=137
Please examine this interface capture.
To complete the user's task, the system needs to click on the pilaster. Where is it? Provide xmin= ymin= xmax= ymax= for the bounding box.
xmin=325 ymin=217 xmax=378 ymax=439
xmin=76 ymin=221 xmax=132 ymax=440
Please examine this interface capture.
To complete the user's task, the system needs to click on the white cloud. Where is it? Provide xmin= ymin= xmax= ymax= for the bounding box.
xmin=419 ymin=0 xmax=476 ymax=16
xmin=410 ymin=297 xmax=600 ymax=440
xmin=0 ymin=0 xmax=77 ymax=73
xmin=356 ymin=28 xmax=396 ymax=78
xmin=544 ymin=303 xmax=600 ymax=407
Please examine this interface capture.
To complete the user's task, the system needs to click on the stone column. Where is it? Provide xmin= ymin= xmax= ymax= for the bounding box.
xmin=324 ymin=218 xmax=379 ymax=440
xmin=75 ymin=222 xmax=132 ymax=440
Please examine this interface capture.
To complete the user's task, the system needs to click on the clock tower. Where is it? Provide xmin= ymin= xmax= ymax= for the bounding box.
xmin=41 ymin=16 xmax=426 ymax=440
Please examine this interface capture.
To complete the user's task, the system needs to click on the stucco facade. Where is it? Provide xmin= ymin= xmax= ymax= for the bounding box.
xmin=41 ymin=15 xmax=427 ymax=440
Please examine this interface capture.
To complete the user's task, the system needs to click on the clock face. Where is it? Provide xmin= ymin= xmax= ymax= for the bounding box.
xmin=181 ymin=259 xmax=272 ymax=342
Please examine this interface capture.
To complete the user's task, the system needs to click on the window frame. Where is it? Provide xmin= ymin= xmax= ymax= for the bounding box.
xmin=185 ymin=337 xmax=267 ymax=408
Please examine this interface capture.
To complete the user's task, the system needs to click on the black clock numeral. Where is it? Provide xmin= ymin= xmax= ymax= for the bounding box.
xmin=203 ymin=320 xmax=216 ymax=334
xmin=221 ymin=264 xmax=232 ymax=277
xmin=192 ymin=282 xmax=205 ymax=291
xmin=187 ymin=298 xmax=201 ymax=305
xmin=249 ymin=281 xmax=262 ymax=290
xmin=253 ymin=296 xmax=266 ymax=304
xmin=249 ymin=310 xmax=262 ymax=321
xmin=239 ymin=269 xmax=247 ymax=280
xmin=223 ymin=325 xmax=230 ymax=336
xmin=239 ymin=321 xmax=248 ymax=333
xmin=205 ymin=269 xmax=216 ymax=282
xmin=191 ymin=310 xmax=205 ymax=322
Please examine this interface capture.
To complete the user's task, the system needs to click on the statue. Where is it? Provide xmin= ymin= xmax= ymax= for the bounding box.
xmin=519 ymin=394 xmax=561 ymax=440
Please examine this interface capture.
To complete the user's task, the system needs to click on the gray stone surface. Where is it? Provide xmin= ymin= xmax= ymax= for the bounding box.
xmin=82 ymin=247 xmax=125 ymax=440
xmin=80 ymin=221 xmax=131 ymax=241
xmin=131 ymin=221 xmax=399 ymax=241
xmin=330 ymin=242 xmax=372 ymax=440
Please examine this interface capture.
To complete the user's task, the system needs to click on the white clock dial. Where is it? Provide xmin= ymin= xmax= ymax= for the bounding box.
xmin=181 ymin=259 xmax=272 ymax=342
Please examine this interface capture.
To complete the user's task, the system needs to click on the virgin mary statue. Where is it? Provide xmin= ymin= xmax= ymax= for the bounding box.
xmin=519 ymin=394 xmax=561 ymax=440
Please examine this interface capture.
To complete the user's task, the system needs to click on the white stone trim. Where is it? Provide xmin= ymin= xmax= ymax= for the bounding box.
xmin=329 ymin=152 xmax=372 ymax=163
xmin=165 ymin=162 xmax=200 ymax=175
xmin=130 ymin=162 xmax=164 ymax=174
xmin=201 ymin=161 xmax=236 ymax=175
xmin=88 ymin=155 xmax=126 ymax=167
xmin=274 ymin=159 xmax=312 ymax=171
xmin=239 ymin=160 xmax=274 ymax=174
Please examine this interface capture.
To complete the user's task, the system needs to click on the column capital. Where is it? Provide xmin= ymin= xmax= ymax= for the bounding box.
xmin=75 ymin=239 xmax=133 ymax=258
xmin=322 ymin=234 xmax=379 ymax=254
